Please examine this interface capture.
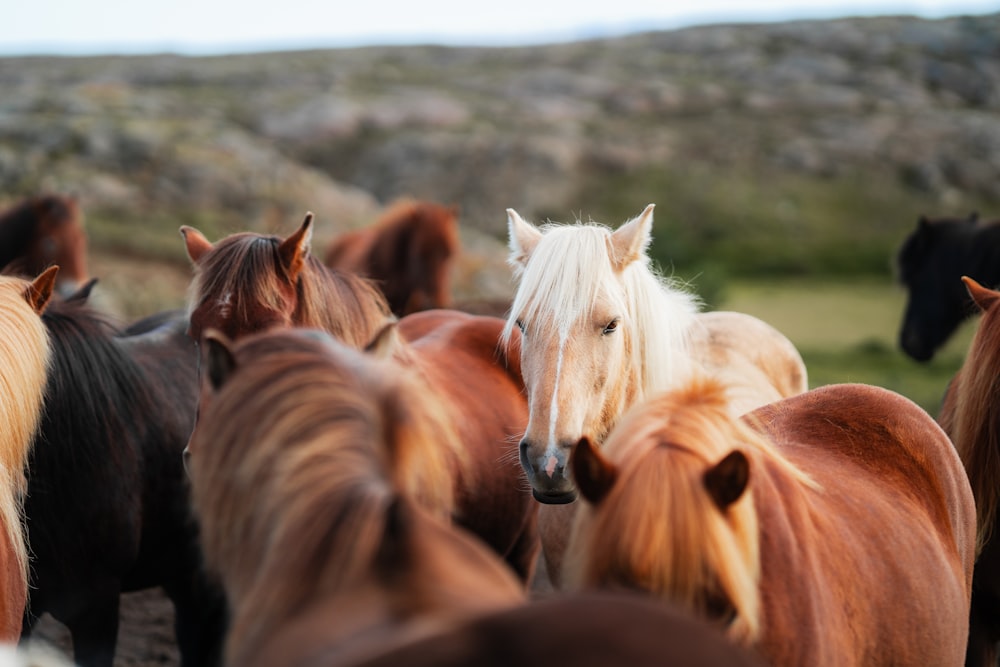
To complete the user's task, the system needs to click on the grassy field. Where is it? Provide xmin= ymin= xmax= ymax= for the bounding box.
xmin=718 ymin=278 xmax=977 ymax=418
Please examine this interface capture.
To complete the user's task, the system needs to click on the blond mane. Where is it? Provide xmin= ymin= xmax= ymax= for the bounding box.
xmin=566 ymin=377 xmax=814 ymax=644
xmin=501 ymin=220 xmax=700 ymax=400
xmin=0 ymin=275 xmax=51 ymax=586
xmin=188 ymin=331 xmax=462 ymax=654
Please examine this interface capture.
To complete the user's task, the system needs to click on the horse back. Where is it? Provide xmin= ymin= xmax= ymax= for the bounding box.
xmin=747 ymin=383 xmax=975 ymax=665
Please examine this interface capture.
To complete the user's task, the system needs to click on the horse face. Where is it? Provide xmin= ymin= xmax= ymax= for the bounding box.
xmin=898 ymin=254 xmax=973 ymax=362
xmin=31 ymin=196 xmax=88 ymax=295
xmin=516 ymin=296 xmax=631 ymax=504
xmin=188 ymin=286 xmax=296 ymax=343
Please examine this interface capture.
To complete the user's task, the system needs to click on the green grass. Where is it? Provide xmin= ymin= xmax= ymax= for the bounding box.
xmin=718 ymin=278 xmax=976 ymax=417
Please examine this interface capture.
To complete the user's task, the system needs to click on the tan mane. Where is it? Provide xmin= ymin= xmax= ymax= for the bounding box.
xmin=567 ymin=377 xmax=816 ymax=643
xmin=0 ymin=275 xmax=52 ymax=586
xmin=188 ymin=330 xmax=462 ymax=653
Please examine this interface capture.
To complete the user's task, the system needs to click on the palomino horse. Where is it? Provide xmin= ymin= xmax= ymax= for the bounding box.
xmin=20 ymin=290 xmax=226 ymax=667
xmin=183 ymin=216 xmax=538 ymax=583
xmin=502 ymin=204 xmax=807 ymax=584
xmin=181 ymin=213 xmax=393 ymax=345
xmin=896 ymin=213 xmax=1000 ymax=362
xmin=185 ymin=328 xmax=526 ymax=667
xmin=566 ymin=378 xmax=975 ymax=666
xmin=324 ymin=199 xmax=460 ymax=317
xmin=937 ymin=276 xmax=1000 ymax=666
xmin=0 ymin=267 xmax=56 ymax=641
xmin=0 ymin=195 xmax=89 ymax=297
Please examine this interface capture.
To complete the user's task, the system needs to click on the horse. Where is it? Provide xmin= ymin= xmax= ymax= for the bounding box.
xmin=185 ymin=328 xmax=526 ymax=667
xmin=20 ymin=289 xmax=226 ymax=667
xmin=565 ymin=377 xmax=976 ymax=666
xmin=183 ymin=215 xmax=538 ymax=584
xmin=323 ymin=199 xmax=460 ymax=317
xmin=501 ymin=204 xmax=807 ymax=585
xmin=0 ymin=195 xmax=89 ymax=297
xmin=0 ymin=267 xmax=57 ymax=641
xmin=896 ymin=212 xmax=1000 ymax=362
xmin=181 ymin=213 xmax=393 ymax=346
xmin=251 ymin=592 xmax=768 ymax=667
xmin=936 ymin=276 xmax=1000 ymax=666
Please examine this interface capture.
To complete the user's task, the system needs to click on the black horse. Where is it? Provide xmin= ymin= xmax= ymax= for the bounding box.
xmin=896 ymin=212 xmax=1000 ymax=362
xmin=20 ymin=291 xmax=226 ymax=667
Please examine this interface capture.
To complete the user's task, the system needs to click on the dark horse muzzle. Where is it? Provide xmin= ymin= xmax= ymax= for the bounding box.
xmin=519 ymin=438 xmax=578 ymax=504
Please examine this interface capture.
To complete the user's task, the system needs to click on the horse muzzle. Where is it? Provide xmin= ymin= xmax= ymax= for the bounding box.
xmin=519 ymin=439 xmax=578 ymax=504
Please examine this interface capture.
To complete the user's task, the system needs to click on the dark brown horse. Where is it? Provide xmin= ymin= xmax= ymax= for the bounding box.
xmin=0 ymin=268 xmax=57 ymax=641
xmin=0 ymin=195 xmax=89 ymax=297
xmin=568 ymin=378 xmax=975 ymax=666
xmin=181 ymin=213 xmax=393 ymax=346
xmin=324 ymin=199 xmax=460 ymax=317
xmin=938 ymin=276 xmax=1000 ymax=666
xmin=185 ymin=328 xmax=525 ymax=666
xmin=20 ymin=291 xmax=226 ymax=667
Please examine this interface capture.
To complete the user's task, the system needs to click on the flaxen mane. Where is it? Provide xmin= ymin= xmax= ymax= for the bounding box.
xmin=188 ymin=329 xmax=464 ymax=657
xmin=0 ymin=274 xmax=52 ymax=588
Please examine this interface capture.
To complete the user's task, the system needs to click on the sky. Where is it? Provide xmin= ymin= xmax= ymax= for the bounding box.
xmin=1 ymin=0 xmax=996 ymax=56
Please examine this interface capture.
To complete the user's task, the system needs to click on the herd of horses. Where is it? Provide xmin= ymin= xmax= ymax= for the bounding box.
xmin=0 ymin=192 xmax=998 ymax=666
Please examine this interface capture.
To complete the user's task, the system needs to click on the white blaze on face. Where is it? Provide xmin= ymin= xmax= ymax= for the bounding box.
xmin=544 ymin=327 xmax=570 ymax=470
xmin=218 ymin=292 xmax=233 ymax=319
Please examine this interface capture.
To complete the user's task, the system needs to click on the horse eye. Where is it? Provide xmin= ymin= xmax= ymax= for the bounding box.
xmin=602 ymin=318 xmax=620 ymax=335
xmin=515 ymin=319 xmax=526 ymax=334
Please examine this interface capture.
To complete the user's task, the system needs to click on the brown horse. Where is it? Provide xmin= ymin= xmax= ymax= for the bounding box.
xmin=185 ymin=328 xmax=525 ymax=667
xmin=567 ymin=378 xmax=975 ymax=666
xmin=938 ymin=276 xmax=1000 ymax=666
xmin=0 ymin=267 xmax=57 ymax=641
xmin=376 ymin=310 xmax=538 ymax=582
xmin=324 ymin=199 xmax=460 ymax=317
xmin=0 ymin=195 xmax=88 ymax=297
xmin=181 ymin=213 xmax=393 ymax=345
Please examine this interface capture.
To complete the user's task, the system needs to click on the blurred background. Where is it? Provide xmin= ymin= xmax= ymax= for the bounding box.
xmin=2 ymin=0 xmax=998 ymax=420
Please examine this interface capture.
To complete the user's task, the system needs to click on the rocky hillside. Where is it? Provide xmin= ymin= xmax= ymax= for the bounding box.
xmin=1 ymin=13 xmax=998 ymax=309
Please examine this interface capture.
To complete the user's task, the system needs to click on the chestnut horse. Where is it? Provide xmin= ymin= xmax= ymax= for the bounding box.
xmin=185 ymin=328 xmax=525 ymax=666
xmin=0 ymin=195 xmax=88 ymax=297
xmin=502 ymin=204 xmax=807 ymax=585
xmin=896 ymin=213 xmax=1000 ymax=362
xmin=181 ymin=213 xmax=393 ymax=345
xmin=566 ymin=378 xmax=975 ymax=666
xmin=324 ymin=199 xmax=460 ymax=317
xmin=0 ymin=268 xmax=56 ymax=641
xmin=937 ymin=276 xmax=1000 ymax=666
xmin=183 ymin=216 xmax=537 ymax=583
xmin=20 ymin=291 xmax=226 ymax=667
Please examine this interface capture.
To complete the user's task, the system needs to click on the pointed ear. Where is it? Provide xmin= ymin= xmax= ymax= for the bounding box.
xmin=572 ymin=436 xmax=619 ymax=505
xmin=608 ymin=204 xmax=655 ymax=271
xmin=507 ymin=208 xmax=543 ymax=270
xmin=968 ymin=211 xmax=979 ymax=224
xmin=365 ymin=322 xmax=404 ymax=359
xmin=202 ymin=330 xmax=238 ymax=392
xmin=65 ymin=277 xmax=98 ymax=304
xmin=180 ymin=226 xmax=213 ymax=263
xmin=704 ymin=450 xmax=750 ymax=511
xmin=963 ymin=276 xmax=1000 ymax=313
xmin=916 ymin=215 xmax=928 ymax=230
xmin=278 ymin=212 xmax=314 ymax=281
xmin=24 ymin=265 xmax=59 ymax=314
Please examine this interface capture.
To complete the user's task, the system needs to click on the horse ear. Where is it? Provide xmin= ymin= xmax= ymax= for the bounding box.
xmin=507 ymin=208 xmax=543 ymax=269
xmin=608 ymin=204 xmax=655 ymax=271
xmin=202 ymin=330 xmax=238 ymax=392
xmin=704 ymin=450 xmax=750 ymax=511
xmin=365 ymin=322 xmax=404 ymax=359
xmin=180 ymin=226 xmax=213 ymax=263
xmin=968 ymin=211 xmax=980 ymax=224
xmin=963 ymin=276 xmax=1000 ymax=313
xmin=572 ymin=436 xmax=618 ymax=505
xmin=24 ymin=265 xmax=59 ymax=314
xmin=278 ymin=212 xmax=314 ymax=281
xmin=65 ymin=278 xmax=98 ymax=304
xmin=916 ymin=215 xmax=928 ymax=231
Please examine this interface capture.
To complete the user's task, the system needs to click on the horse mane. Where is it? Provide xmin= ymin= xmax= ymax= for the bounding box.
xmin=501 ymin=221 xmax=700 ymax=396
xmin=187 ymin=232 xmax=392 ymax=348
xmin=0 ymin=275 xmax=51 ymax=585
xmin=949 ymin=294 xmax=1000 ymax=552
xmin=568 ymin=377 xmax=815 ymax=644
xmin=189 ymin=330 xmax=463 ymax=650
